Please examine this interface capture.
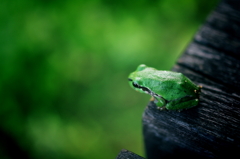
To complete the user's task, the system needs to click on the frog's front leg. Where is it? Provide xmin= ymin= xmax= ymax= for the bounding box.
xmin=151 ymin=95 xmax=167 ymax=110
xmin=166 ymin=96 xmax=199 ymax=110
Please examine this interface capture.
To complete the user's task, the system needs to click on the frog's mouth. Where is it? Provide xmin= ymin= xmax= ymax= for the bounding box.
xmin=128 ymin=78 xmax=152 ymax=95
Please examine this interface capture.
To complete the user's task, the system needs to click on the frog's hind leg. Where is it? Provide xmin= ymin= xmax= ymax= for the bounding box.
xmin=166 ymin=98 xmax=199 ymax=110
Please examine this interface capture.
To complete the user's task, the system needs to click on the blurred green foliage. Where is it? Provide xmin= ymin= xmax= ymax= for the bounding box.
xmin=0 ymin=0 xmax=218 ymax=158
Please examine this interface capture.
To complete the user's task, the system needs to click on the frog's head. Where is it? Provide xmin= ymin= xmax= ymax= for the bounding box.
xmin=128 ymin=64 xmax=152 ymax=94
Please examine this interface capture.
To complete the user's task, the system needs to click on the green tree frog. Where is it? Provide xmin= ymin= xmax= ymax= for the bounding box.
xmin=128 ymin=64 xmax=201 ymax=110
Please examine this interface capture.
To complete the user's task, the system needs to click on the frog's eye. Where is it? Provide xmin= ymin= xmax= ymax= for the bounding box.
xmin=137 ymin=64 xmax=147 ymax=71
xmin=132 ymin=82 xmax=140 ymax=88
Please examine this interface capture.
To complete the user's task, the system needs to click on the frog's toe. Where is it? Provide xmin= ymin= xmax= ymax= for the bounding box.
xmin=157 ymin=106 xmax=166 ymax=111
xmin=150 ymin=96 xmax=155 ymax=101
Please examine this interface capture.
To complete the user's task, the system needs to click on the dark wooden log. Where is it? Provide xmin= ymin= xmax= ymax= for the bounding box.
xmin=143 ymin=0 xmax=240 ymax=158
xmin=116 ymin=149 xmax=145 ymax=159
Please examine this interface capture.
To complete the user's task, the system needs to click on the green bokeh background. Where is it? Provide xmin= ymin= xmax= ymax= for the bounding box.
xmin=0 ymin=0 xmax=218 ymax=158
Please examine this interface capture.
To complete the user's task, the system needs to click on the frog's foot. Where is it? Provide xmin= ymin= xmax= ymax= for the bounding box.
xmin=157 ymin=106 xmax=166 ymax=111
xmin=149 ymin=97 xmax=167 ymax=111
xmin=153 ymin=95 xmax=166 ymax=107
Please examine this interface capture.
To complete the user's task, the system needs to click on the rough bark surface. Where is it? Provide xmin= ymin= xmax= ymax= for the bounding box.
xmin=116 ymin=149 xmax=145 ymax=159
xmin=143 ymin=0 xmax=240 ymax=158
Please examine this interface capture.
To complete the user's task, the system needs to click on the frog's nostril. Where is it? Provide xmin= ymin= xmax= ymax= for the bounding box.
xmin=128 ymin=78 xmax=132 ymax=81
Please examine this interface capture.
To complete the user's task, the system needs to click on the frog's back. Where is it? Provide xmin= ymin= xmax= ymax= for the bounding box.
xmin=141 ymin=68 xmax=185 ymax=85
xmin=141 ymin=68 xmax=199 ymax=101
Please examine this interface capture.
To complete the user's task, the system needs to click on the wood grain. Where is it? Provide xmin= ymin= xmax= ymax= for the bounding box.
xmin=116 ymin=149 xmax=145 ymax=159
xmin=143 ymin=0 xmax=240 ymax=158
